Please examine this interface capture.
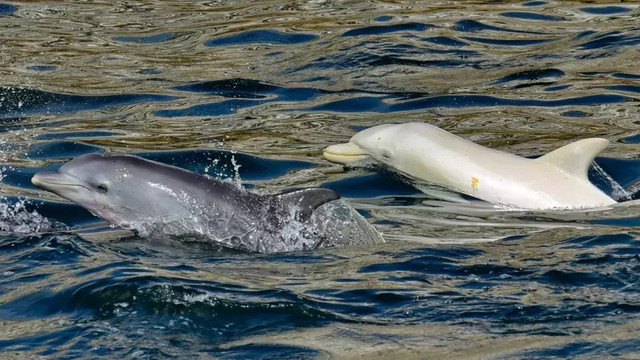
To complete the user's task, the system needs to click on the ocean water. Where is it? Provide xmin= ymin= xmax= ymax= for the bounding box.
xmin=1 ymin=1 xmax=640 ymax=358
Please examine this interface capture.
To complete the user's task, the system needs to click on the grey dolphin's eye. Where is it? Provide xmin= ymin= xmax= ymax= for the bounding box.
xmin=381 ymin=149 xmax=393 ymax=160
xmin=97 ymin=183 xmax=109 ymax=193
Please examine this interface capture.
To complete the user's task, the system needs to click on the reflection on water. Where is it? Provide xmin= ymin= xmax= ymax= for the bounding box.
xmin=1 ymin=0 xmax=640 ymax=358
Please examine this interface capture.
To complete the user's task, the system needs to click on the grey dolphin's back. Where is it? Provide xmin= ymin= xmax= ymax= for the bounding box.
xmin=72 ymin=153 xmax=339 ymax=216
xmin=70 ymin=153 xmax=265 ymax=220
xmin=68 ymin=153 xmax=249 ymax=197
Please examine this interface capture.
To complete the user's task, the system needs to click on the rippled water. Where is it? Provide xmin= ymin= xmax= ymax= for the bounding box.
xmin=1 ymin=1 xmax=640 ymax=358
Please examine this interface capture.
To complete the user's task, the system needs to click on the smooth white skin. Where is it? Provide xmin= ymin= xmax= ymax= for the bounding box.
xmin=323 ymin=122 xmax=617 ymax=210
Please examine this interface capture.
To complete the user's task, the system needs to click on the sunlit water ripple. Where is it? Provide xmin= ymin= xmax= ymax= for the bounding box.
xmin=1 ymin=1 xmax=640 ymax=358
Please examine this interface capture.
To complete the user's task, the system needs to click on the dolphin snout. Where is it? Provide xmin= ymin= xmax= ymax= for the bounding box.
xmin=31 ymin=171 xmax=61 ymax=189
xmin=32 ymin=171 xmax=86 ymax=192
xmin=323 ymin=142 xmax=370 ymax=165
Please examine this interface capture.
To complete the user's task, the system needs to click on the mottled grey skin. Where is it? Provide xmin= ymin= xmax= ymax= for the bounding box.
xmin=31 ymin=153 xmax=383 ymax=253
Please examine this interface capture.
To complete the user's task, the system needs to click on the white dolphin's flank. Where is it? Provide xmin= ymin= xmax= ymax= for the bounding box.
xmin=323 ymin=122 xmax=616 ymax=210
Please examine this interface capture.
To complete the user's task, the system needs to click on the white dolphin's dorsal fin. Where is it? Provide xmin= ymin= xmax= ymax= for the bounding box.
xmin=535 ymin=138 xmax=609 ymax=180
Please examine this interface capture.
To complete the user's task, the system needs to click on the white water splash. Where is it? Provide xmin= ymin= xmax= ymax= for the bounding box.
xmin=203 ymin=157 xmax=220 ymax=174
xmin=230 ymin=154 xmax=242 ymax=188
xmin=0 ymin=200 xmax=66 ymax=233
xmin=592 ymin=162 xmax=632 ymax=201
xmin=204 ymin=155 xmax=243 ymax=189
xmin=277 ymin=205 xmax=318 ymax=252
xmin=148 ymin=182 xmax=179 ymax=198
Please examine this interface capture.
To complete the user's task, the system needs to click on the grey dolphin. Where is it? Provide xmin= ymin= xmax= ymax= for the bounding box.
xmin=31 ymin=153 xmax=383 ymax=253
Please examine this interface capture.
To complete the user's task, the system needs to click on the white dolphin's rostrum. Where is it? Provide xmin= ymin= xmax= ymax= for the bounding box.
xmin=323 ymin=122 xmax=616 ymax=210
xmin=31 ymin=153 xmax=383 ymax=253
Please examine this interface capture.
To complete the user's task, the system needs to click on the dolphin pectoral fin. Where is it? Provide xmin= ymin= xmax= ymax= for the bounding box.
xmin=536 ymin=138 xmax=609 ymax=180
xmin=277 ymin=188 xmax=340 ymax=222
xmin=323 ymin=142 xmax=370 ymax=165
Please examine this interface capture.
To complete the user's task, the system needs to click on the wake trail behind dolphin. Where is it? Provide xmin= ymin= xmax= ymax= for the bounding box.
xmin=592 ymin=162 xmax=632 ymax=201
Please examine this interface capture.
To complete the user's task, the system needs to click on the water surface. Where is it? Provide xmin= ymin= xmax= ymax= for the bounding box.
xmin=1 ymin=1 xmax=640 ymax=358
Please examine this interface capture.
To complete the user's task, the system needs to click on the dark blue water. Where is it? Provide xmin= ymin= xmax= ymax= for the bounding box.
xmin=581 ymin=6 xmax=631 ymax=15
xmin=207 ymin=30 xmax=318 ymax=46
xmin=1 ymin=1 xmax=640 ymax=358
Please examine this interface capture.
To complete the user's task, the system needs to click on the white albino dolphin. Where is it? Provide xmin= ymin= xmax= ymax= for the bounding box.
xmin=323 ymin=122 xmax=617 ymax=210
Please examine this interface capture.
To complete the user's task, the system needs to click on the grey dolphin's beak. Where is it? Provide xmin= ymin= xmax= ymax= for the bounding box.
xmin=323 ymin=142 xmax=370 ymax=165
xmin=31 ymin=171 xmax=89 ymax=194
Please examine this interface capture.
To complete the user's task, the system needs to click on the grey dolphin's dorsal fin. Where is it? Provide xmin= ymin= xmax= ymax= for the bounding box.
xmin=276 ymin=188 xmax=340 ymax=221
xmin=535 ymin=138 xmax=609 ymax=180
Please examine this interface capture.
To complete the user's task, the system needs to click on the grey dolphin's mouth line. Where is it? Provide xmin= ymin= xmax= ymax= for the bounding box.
xmin=31 ymin=171 xmax=91 ymax=192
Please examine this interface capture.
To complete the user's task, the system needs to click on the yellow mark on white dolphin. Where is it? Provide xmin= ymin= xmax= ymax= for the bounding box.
xmin=471 ymin=177 xmax=479 ymax=191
